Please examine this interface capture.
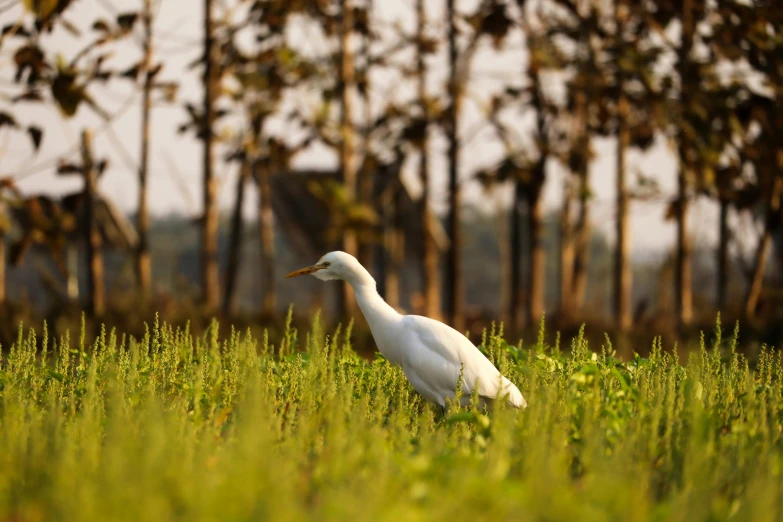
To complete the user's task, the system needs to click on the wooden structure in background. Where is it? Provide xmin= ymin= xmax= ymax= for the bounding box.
xmin=270 ymin=166 xmax=447 ymax=312
xmin=8 ymin=188 xmax=138 ymax=309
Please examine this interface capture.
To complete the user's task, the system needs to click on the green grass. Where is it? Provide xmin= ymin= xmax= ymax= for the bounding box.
xmin=0 ymin=312 xmax=781 ymax=521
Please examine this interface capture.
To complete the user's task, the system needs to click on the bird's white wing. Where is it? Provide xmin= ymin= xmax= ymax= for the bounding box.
xmin=400 ymin=315 xmax=514 ymax=402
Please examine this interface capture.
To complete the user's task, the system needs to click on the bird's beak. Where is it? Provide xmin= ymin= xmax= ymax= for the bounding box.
xmin=285 ymin=264 xmax=327 ymax=279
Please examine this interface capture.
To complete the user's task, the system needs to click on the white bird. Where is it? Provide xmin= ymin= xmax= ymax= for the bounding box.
xmin=286 ymin=251 xmax=527 ymax=410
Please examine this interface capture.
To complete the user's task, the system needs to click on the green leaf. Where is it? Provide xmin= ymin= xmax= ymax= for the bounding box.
xmin=51 ymin=70 xmax=85 ymax=117
xmin=580 ymin=363 xmax=599 ymax=375
xmin=610 ymin=368 xmax=631 ymax=391
xmin=47 ymin=369 xmax=65 ymax=382
xmin=446 ymin=411 xmax=477 ymax=424
xmin=92 ymin=19 xmax=110 ymax=32
xmin=23 ymin=0 xmax=59 ymax=19
xmin=116 ymin=12 xmax=138 ymax=32
xmin=27 ymin=126 xmax=43 ymax=152
xmin=0 ymin=112 xmax=18 ymax=129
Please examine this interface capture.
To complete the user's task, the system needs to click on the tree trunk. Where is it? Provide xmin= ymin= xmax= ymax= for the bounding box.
xmin=746 ymin=234 xmax=772 ymax=321
xmin=745 ymin=177 xmax=782 ymax=320
xmin=615 ymin=115 xmax=632 ymax=331
xmin=525 ymin=30 xmax=548 ymax=328
xmin=338 ymin=0 xmax=358 ymax=319
xmin=675 ymin=171 xmax=693 ymax=326
xmin=136 ymin=0 xmax=153 ymax=299
xmin=527 ymin=180 xmax=545 ymax=326
xmin=572 ymin=170 xmax=590 ymax=309
xmin=675 ymin=0 xmax=694 ymax=328
xmin=717 ymin=198 xmax=729 ymax=311
xmin=509 ymin=181 xmax=524 ymax=332
xmin=357 ymin=0 xmax=374 ymax=271
xmin=496 ymin=190 xmax=510 ymax=327
xmin=384 ymin=181 xmax=405 ymax=310
xmin=223 ymin=161 xmax=249 ymax=316
xmin=0 ymin=232 xmax=5 ymax=306
xmin=201 ymin=0 xmax=220 ymax=313
xmin=445 ymin=0 xmax=463 ymax=331
xmin=614 ymin=2 xmax=632 ymax=331
xmin=375 ymin=214 xmax=388 ymax=299
xmin=571 ymin=1 xmax=592 ymax=311
xmin=81 ymin=130 xmax=105 ymax=317
xmin=67 ymin=243 xmax=79 ymax=300
xmin=416 ymin=0 xmax=441 ymax=320
xmin=256 ymin=161 xmax=276 ymax=316
xmin=559 ymin=175 xmax=575 ymax=320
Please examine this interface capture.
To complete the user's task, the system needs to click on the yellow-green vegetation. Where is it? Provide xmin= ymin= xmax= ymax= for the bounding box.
xmin=0 ymin=312 xmax=781 ymax=521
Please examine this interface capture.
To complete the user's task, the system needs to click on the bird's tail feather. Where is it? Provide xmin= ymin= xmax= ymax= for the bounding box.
xmin=502 ymin=377 xmax=527 ymax=409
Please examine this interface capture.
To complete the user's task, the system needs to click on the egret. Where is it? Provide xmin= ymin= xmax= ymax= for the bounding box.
xmin=286 ymin=251 xmax=527 ymax=410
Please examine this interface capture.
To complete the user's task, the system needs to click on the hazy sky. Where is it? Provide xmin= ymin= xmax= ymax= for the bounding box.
xmin=0 ymin=0 xmax=724 ymax=255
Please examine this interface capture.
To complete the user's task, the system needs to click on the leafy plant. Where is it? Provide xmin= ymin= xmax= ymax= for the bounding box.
xmin=0 ymin=314 xmax=780 ymax=521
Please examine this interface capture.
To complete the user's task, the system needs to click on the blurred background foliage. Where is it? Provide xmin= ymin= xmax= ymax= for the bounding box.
xmin=0 ymin=0 xmax=783 ymax=355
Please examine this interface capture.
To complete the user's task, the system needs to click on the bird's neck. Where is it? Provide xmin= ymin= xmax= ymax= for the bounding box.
xmin=349 ymin=277 xmax=402 ymax=340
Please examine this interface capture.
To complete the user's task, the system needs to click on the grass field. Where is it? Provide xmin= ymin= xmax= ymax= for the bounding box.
xmin=0 ymin=312 xmax=781 ymax=521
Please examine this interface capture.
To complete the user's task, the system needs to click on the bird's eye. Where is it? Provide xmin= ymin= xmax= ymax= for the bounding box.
xmin=323 ymin=262 xmax=331 ymax=267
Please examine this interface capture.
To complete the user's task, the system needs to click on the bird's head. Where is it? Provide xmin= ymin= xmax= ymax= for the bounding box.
xmin=286 ymin=251 xmax=368 ymax=284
